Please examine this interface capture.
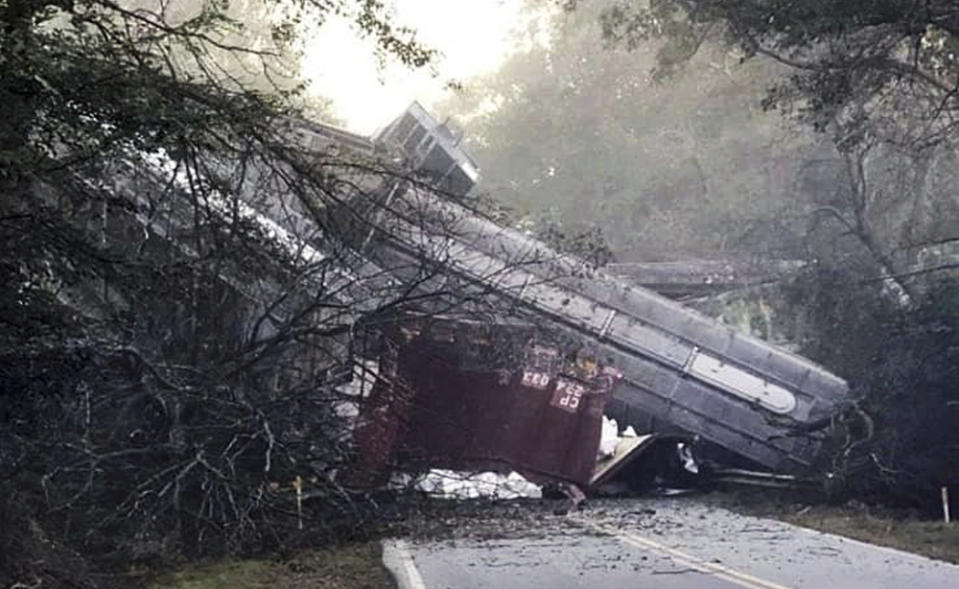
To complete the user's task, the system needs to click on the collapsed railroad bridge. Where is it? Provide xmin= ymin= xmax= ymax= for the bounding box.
xmin=273 ymin=102 xmax=858 ymax=494
xmin=63 ymin=101 xmax=857 ymax=496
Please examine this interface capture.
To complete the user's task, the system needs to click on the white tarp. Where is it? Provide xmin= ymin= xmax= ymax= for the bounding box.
xmin=394 ymin=469 xmax=542 ymax=500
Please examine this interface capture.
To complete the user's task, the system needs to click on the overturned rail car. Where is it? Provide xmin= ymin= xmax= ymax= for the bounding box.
xmin=369 ymin=187 xmax=848 ymax=474
xmin=289 ymin=104 xmax=852 ymax=476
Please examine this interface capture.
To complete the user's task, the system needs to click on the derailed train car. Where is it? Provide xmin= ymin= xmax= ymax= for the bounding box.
xmin=350 ymin=317 xmax=620 ymax=489
xmin=293 ymin=103 xmax=854 ymax=482
xmin=371 ymin=194 xmax=849 ymax=474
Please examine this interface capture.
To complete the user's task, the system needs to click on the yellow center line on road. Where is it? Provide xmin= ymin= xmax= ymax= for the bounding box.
xmin=577 ymin=519 xmax=795 ymax=589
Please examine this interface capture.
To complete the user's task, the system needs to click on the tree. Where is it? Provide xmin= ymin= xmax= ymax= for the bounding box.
xmin=440 ymin=0 xmax=839 ymax=263
xmin=0 ymin=1 xmax=479 ymax=585
xmin=782 ymin=270 xmax=959 ymax=512
xmin=600 ymin=1 xmax=959 ymax=140
xmin=599 ymin=0 xmax=959 ymax=295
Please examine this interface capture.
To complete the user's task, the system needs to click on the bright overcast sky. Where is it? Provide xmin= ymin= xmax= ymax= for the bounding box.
xmin=300 ymin=0 xmax=551 ymax=134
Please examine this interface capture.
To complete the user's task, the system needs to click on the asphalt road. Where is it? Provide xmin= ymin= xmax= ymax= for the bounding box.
xmin=383 ymin=498 xmax=959 ymax=588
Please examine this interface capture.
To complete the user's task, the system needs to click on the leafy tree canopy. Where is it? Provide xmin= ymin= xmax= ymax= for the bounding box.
xmin=0 ymin=1 xmax=447 ymax=581
xmin=0 ymin=0 xmax=432 ymax=187
xmin=600 ymin=0 xmax=959 ymax=148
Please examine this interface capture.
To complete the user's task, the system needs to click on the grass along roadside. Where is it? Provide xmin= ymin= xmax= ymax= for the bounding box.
xmin=130 ymin=497 xmax=571 ymax=589
xmin=709 ymin=491 xmax=959 ymax=564
xmin=146 ymin=542 xmax=391 ymax=589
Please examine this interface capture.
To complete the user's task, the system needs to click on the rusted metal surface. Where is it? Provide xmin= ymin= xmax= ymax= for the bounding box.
xmin=352 ymin=318 xmax=621 ymax=487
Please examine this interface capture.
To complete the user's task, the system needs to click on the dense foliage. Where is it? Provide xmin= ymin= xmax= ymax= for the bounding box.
xmin=784 ymin=271 xmax=959 ymax=513
xmin=600 ymin=0 xmax=959 ymax=140
xmin=0 ymin=1 xmax=447 ymax=586
xmin=599 ymin=0 xmax=959 ymax=292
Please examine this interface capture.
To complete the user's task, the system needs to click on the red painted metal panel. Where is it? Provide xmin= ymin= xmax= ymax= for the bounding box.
xmin=352 ymin=320 xmax=621 ymax=487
